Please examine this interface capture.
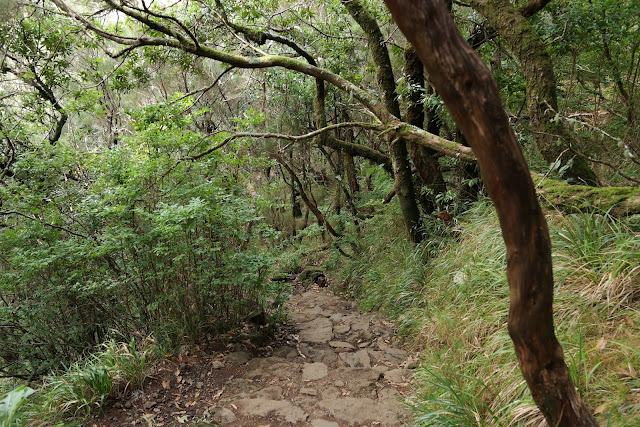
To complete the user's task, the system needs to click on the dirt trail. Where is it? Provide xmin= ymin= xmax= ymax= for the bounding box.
xmin=95 ymin=287 xmax=416 ymax=426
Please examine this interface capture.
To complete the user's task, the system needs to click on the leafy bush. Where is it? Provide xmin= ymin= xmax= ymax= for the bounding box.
xmin=0 ymin=100 xmax=278 ymax=378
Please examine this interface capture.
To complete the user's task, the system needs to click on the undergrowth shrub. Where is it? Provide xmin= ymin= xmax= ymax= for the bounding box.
xmin=22 ymin=339 xmax=153 ymax=425
xmin=0 ymin=99 xmax=279 ymax=379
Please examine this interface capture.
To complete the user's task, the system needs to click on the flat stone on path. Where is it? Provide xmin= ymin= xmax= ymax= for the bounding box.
xmin=317 ymin=397 xmax=407 ymax=425
xmin=310 ymin=420 xmax=340 ymax=427
xmin=226 ymin=351 xmax=251 ymax=365
xmin=232 ymin=398 xmax=308 ymax=423
xmin=384 ymin=368 xmax=411 ymax=384
xmin=302 ymin=362 xmax=329 ymax=381
xmin=298 ymin=318 xmax=333 ymax=343
xmin=336 ymin=368 xmax=381 ymax=392
xmin=333 ymin=323 xmax=351 ymax=334
xmin=338 ymin=349 xmax=371 ymax=368
xmin=300 ymin=387 xmax=318 ymax=396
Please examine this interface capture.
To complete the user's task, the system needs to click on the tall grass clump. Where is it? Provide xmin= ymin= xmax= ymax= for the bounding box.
xmin=16 ymin=339 xmax=153 ymax=426
xmin=331 ymin=200 xmax=639 ymax=425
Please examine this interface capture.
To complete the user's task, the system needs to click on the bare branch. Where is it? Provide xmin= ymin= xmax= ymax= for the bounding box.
xmin=519 ymin=0 xmax=552 ymax=18
xmin=0 ymin=210 xmax=87 ymax=238
xmin=188 ymin=122 xmax=383 ymax=160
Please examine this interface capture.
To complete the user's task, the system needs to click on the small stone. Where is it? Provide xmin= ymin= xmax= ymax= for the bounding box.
xmin=124 ymin=400 xmax=133 ymax=409
xmin=358 ymin=341 xmax=370 ymax=348
xmin=207 ymin=406 xmax=237 ymax=425
xmin=383 ymin=368 xmax=411 ymax=383
xmin=334 ymin=380 xmax=345 ymax=387
xmin=453 ymin=271 xmax=468 ymax=285
xmin=300 ymin=387 xmax=318 ymax=396
xmin=405 ymin=358 xmax=419 ymax=369
xmin=114 ymin=402 xmax=123 ymax=409
xmin=384 ymin=348 xmax=409 ymax=363
xmin=372 ymin=365 xmax=389 ymax=374
xmin=143 ymin=400 xmax=157 ymax=410
xmin=210 ymin=361 xmax=224 ymax=369
xmin=329 ymin=341 xmax=356 ymax=351
xmin=227 ymin=351 xmax=251 ymax=366
xmin=333 ymin=324 xmax=350 ymax=334
xmin=196 ymin=381 xmax=204 ymax=389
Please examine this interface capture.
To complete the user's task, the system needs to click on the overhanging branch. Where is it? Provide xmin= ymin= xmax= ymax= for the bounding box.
xmin=188 ymin=122 xmax=384 ymax=160
xmin=50 ymin=0 xmax=475 ymax=163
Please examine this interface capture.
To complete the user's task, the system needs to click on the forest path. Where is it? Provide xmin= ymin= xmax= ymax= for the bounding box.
xmin=95 ymin=286 xmax=416 ymax=426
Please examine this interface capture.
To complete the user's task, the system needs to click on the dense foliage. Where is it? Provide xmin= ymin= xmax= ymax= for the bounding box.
xmin=0 ymin=100 xmax=280 ymax=378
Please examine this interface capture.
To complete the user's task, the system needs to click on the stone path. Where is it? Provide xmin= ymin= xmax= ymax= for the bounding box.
xmin=206 ymin=288 xmax=415 ymax=426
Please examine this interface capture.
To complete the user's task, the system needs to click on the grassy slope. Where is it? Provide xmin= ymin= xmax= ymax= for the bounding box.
xmin=330 ymin=201 xmax=640 ymax=425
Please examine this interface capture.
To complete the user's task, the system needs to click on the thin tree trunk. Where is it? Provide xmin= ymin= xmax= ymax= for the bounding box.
xmin=274 ymin=155 xmax=341 ymax=239
xmin=341 ymin=110 xmax=361 ymax=195
xmin=343 ymin=0 xmax=424 ymax=242
xmin=404 ymin=45 xmax=446 ymax=213
xmin=385 ymin=1 xmax=597 ymax=425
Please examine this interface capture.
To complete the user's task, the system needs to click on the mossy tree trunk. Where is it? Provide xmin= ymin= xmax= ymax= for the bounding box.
xmin=468 ymin=0 xmax=597 ymax=185
xmin=534 ymin=174 xmax=640 ymax=216
xmin=385 ymin=0 xmax=597 ymax=425
xmin=341 ymin=110 xmax=361 ymax=195
xmin=404 ymin=45 xmax=446 ymax=214
xmin=342 ymin=0 xmax=424 ymax=243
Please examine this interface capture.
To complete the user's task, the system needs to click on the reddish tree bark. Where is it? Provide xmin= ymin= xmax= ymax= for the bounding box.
xmin=383 ymin=1 xmax=597 ymax=425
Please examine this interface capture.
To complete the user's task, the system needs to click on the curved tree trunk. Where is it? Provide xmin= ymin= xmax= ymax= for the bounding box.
xmin=384 ymin=1 xmax=597 ymax=425
xmin=468 ymin=0 xmax=597 ymax=185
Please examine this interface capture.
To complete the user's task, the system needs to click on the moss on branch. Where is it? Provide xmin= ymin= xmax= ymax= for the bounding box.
xmin=533 ymin=174 xmax=640 ymax=216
